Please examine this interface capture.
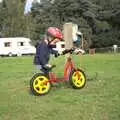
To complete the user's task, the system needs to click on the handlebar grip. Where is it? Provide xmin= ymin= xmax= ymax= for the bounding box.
xmin=55 ymin=53 xmax=60 ymax=57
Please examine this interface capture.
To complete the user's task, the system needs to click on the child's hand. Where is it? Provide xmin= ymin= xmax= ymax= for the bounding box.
xmin=58 ymin=51 xmax=63 ymax=55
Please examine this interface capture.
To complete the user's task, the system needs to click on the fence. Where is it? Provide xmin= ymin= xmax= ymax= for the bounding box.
xmin=89 ymin=47 xmax=120 ymax=54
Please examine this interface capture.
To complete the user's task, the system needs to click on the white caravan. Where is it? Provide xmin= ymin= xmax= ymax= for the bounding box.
xmin=53 ymin=41 xmax=85 ymax=54
xmin=0 ymin=37 xmax=36 ymax=56
xmin=53 ymin=41 xmax=65 ymax=52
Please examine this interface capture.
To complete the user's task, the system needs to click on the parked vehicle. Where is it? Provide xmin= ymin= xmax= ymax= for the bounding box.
xmin=0 ymin=37 xmax=36 ymax=56
xmin=53 ymin=41 xmax=85 ymax=54
xmin=53 ymin=41 xmax=65 ymax=52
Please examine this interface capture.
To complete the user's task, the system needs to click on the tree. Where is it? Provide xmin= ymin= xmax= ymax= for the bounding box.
xmin=31 ymin=0 xmax=94 ymax=41
xmin=0 ymin=0 xmax=7 ymax=36
xmin=0 ymin=0 xmax=35 ymax=39
xmin=1 ymin=0 xmax=120 ymax=47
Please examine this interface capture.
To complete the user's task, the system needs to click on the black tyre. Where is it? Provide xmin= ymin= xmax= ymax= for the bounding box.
xmin=8 ymin=52 xmax=12 ymax=57
xmin=30 ymin=73 xmax=51 ymax=96
xmin=69 ymin=69 xmax=86 ymax=89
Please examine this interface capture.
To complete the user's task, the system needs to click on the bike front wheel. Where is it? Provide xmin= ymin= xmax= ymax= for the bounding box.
xmin=69 ymin=69 xmax=86 ymax=89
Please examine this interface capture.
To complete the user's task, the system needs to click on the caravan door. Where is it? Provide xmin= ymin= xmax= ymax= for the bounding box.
xmin=16 ymin=38 xmax=36 ymax=55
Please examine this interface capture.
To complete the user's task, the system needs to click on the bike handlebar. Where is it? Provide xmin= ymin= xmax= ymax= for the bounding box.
xmin=55 ymin=48 xmax=75 ymax=57
xmin=62 ymin=48 xmax=75 ymax=55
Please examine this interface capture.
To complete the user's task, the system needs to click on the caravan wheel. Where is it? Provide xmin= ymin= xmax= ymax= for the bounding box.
xmin=8 ymin=52 xmax=12 ymax=57
xmin=17 ymin=52 xmax=22 ymax=57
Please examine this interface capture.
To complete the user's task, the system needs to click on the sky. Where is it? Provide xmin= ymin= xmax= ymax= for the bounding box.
xmin=24 ymin=0 xmax=40 ymax=15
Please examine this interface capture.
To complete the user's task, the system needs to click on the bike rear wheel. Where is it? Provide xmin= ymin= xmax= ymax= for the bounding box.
xmin=69 ymin=69 xmax=86 ymax=89
xmin=30 ymin=73 xmax=51 ymax=96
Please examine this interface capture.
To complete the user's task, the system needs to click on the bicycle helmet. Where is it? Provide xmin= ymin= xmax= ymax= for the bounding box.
xmin=47 ymin=27 xmax=63 ymax=40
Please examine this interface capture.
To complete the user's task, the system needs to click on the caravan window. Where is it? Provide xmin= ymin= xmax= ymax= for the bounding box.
xmin=17 ymin=42 xmax=24 ymax=46
xmin=4 ymin=42 xmax=11 ymax=47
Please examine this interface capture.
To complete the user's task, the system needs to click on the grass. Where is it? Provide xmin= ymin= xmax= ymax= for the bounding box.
xmin=0 ymin=54 xmax=120 ymax=120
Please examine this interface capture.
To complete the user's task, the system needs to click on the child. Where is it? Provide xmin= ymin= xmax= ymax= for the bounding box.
xmin=33 ymin=27 xmax=63 ymax=74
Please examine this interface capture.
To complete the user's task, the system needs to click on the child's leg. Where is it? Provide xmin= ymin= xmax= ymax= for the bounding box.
xmin=36 ymin=65 xmax=42 ymax=70
xmin=41 ymin=66 xmax=49 ymax=74
xmin=34 ymin=65 xmax=47 ymax=74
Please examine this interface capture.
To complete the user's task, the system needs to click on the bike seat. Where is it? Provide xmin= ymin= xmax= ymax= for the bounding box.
xmin=43 ymin=65 xmax=56 ymax=71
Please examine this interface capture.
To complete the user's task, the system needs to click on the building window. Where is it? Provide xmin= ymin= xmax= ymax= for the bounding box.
xmin=4 ymin=42 xmax=11 ymax=47
xmin=17 ymin=42 xmax=24 ymax=46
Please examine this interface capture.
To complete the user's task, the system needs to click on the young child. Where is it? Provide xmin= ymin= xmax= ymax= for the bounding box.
xmin=33 ymin=27 xmax=63 ymax=74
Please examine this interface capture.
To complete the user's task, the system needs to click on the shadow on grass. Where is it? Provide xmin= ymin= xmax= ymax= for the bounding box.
xmin=86 ymin=72 xmax=99 ymax=81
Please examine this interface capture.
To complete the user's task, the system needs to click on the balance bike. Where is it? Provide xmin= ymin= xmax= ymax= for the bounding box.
xmin=30 ymin=49 xmax=86 ymax=96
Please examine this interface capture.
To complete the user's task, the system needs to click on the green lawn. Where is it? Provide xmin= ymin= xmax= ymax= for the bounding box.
xmin=0 ymin=54 xmax=120 ymax=120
